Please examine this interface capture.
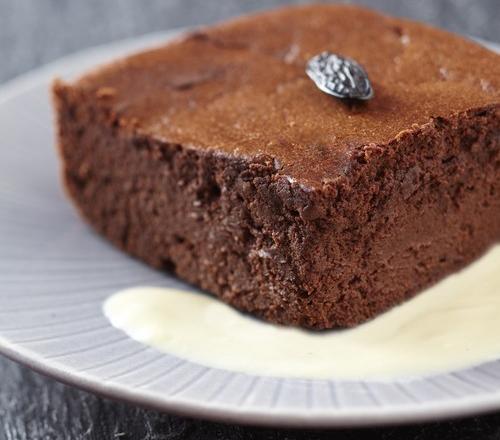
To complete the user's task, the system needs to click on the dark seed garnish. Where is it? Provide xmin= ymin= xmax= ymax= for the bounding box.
xmin=306 ymin=52 xmax=374 ymax=100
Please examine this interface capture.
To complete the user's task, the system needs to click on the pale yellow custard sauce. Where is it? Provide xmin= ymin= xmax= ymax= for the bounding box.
xmin=103 ymin=246 xmax=500 ymax=380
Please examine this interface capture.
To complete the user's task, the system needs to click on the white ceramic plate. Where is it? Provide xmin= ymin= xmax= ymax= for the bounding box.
xmin=0 ymin=30 xmax=499 ymax=428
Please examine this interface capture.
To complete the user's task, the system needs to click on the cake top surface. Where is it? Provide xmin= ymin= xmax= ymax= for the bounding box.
xmin=73 ymin=4 xmax=500 ymax=187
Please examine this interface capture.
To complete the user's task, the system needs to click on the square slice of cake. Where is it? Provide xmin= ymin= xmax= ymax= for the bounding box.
xmin=53 ymin=4 xmax=500 ymax=329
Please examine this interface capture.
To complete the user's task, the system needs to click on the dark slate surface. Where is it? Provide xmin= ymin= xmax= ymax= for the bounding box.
xmin=0 ymin=1 xmax=499 ymax=439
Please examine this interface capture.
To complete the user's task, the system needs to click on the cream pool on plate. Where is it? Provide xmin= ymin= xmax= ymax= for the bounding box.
xmin=104 ymin=245 xmax=500 ymax=380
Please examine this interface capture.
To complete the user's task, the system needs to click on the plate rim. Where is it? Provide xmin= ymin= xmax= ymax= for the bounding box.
xmin=0 ymin=31 xmax=499 ymax=428
xmin=3 ymin=339 xmax=500 ymax=429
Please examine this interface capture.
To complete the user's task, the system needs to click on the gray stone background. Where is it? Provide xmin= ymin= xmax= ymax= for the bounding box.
xmin=1 ymin=1 xmax=500 ymax=439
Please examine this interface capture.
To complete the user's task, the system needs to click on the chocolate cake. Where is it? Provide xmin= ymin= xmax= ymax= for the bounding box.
xmin=53 ymin=4 xmax=500 ymax=329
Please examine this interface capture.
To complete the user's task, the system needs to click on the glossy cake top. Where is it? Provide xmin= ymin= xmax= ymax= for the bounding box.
xmin=72 ymin=4 xmax=500 ymax=186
